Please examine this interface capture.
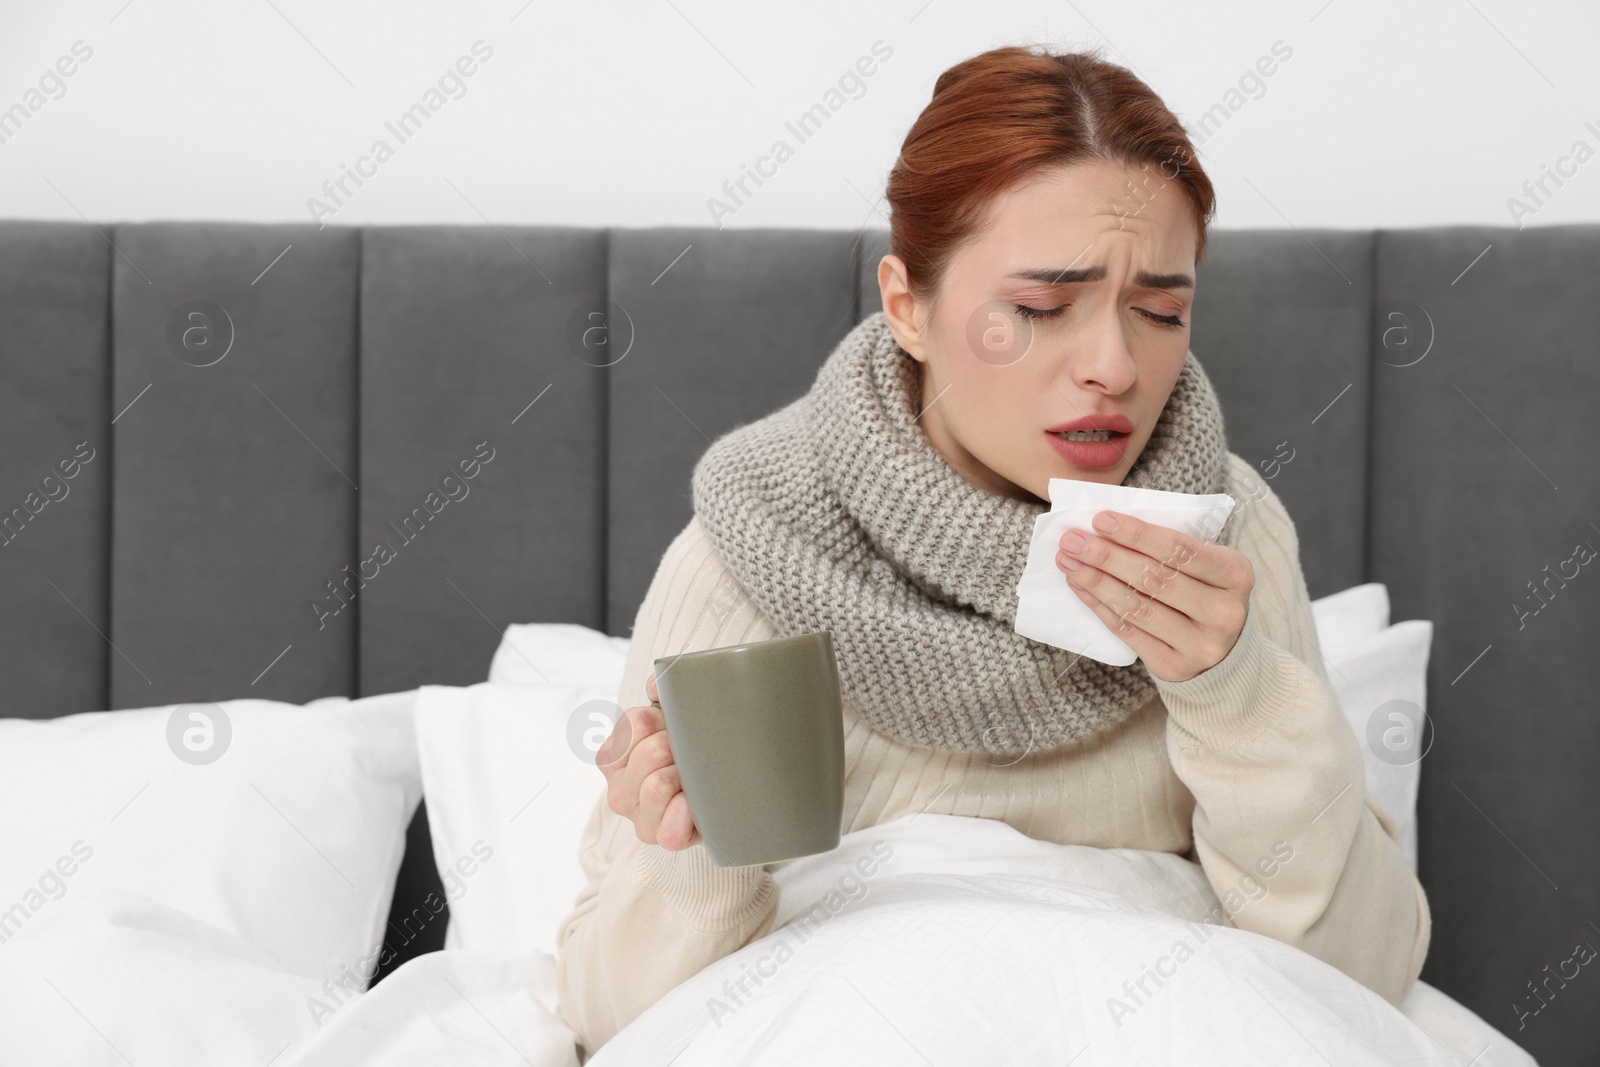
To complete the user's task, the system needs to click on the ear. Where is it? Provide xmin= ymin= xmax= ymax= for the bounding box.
xmin=877 ymin=254 xmax=927 ymax=362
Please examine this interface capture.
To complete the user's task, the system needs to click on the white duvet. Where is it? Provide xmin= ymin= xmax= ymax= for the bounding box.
xmin=0 ymin=814 xmax=1535 ymax=1066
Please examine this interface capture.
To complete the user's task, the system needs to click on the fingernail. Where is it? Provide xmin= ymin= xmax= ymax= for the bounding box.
xmin=1062 ymin=531 xmax=1088 ymax=554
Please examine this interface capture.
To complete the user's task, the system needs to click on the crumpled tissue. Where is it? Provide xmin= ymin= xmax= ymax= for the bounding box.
xmin=1013 ymin=478 xmax=1237 ymax=665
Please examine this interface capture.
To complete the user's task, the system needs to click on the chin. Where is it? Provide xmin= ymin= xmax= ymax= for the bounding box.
xmin=993 ymin=470 xmax=1047 ymax=504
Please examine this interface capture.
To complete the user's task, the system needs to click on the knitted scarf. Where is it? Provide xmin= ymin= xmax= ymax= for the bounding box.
xmin=690 ymin=310 xmax=1233 ymax=759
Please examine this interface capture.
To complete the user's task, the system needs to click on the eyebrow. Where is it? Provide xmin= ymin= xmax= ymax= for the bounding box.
xmin=1007 ymin=266 xmax=1195 ymax=290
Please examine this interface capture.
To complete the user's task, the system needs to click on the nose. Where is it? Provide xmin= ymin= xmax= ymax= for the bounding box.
xmin=1065 ymin=303 xmax=1137 ymax=395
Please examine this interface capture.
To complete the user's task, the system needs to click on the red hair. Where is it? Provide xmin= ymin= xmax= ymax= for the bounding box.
xmin=884 ymin=44 xmax=1216 ymax=305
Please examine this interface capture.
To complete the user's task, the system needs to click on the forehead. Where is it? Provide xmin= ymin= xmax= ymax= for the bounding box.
xmin=961 ymin=159 xmax=1197 ymax=271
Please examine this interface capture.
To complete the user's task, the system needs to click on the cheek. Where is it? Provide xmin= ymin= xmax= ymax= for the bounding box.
xmin=927 ymin=316 xmax=1045 ymax=461
xmin=949 ymin=366 xmax=1044 ymax=459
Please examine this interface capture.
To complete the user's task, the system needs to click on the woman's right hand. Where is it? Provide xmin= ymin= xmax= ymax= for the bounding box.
xmin=596 ymin=670 xmax=702 ymax=851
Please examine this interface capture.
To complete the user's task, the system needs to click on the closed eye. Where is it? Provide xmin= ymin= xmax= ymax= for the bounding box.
xmin=1013 ymin=303 xmax=1186 ymax=328
xmin=1139 ymin=308 xmax=1186 ymax=328
xmin=1013 ymin=303 xmax=1066 ymax=322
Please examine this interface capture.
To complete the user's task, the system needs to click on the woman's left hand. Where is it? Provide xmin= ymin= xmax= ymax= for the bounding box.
xmin=1056 ymin=509 xmax=1254 ymax=683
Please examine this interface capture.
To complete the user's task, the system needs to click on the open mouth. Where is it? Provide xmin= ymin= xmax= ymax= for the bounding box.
xmin=1044 ymin=428 xmax=1130 ymax=468
xmin=1050 ymin=429 xmax=1122 ymax=442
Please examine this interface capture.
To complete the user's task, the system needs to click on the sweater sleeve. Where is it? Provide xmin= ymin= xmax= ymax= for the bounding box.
xmin=1151 ymin=457 xmax=1431 ymax=1006
xmin=554 ymin=518 xmax=782 ymax=1057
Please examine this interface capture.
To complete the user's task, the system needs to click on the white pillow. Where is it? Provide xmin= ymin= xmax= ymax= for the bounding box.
xmin=1310 ymin=581 xmax=1391 ymax=660
xmin=488 ymin=622 xmax=631 ymax=687
xmin=1321 ymin=620 xmax=1432 ymax=873
xmin=1308 ymin=583 xmax=1430 ymax=873
xmin=418 ymin=625 xmax=628 ymax=954
xmin=0 ymin=689 xmax=421 ymax=983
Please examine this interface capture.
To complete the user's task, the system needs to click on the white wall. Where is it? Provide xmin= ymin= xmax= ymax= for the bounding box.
xmin=2 ymin=0 xmax=1596 ymax=232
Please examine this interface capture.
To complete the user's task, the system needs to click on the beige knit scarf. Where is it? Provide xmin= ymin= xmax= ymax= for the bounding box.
xmin=690 ymin=310 xmax=1232 ymax=759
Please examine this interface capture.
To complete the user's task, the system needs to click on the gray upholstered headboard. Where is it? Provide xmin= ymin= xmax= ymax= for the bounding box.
xmin=3 ymin=219 xmax=1596 ymax=1062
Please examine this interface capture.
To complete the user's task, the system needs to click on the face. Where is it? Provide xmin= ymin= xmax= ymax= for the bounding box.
xmin=878 ymin=158 xmax=1198 ymax=504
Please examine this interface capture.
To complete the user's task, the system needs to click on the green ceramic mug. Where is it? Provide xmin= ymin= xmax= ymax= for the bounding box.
xmin=650 ymin=631 xmax=845 ymax=868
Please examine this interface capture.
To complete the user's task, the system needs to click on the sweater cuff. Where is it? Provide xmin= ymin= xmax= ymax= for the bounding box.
xmin=628 ymin=841 xmax=775 ymax=932
xmin=1153 ymin=594 xmax=1303 ymax=752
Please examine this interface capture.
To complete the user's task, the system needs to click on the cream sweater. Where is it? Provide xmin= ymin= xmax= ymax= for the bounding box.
xmin=555 ymin=452 xmax=1431 ymax=1056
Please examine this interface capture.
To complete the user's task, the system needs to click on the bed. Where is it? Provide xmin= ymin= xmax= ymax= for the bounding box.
xmin=2 ymin=218 xmax=1594 ymax=1063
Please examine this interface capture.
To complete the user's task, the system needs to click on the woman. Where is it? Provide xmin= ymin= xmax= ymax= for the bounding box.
xmin=556 ymin=43 xmax=1429 ymax=1056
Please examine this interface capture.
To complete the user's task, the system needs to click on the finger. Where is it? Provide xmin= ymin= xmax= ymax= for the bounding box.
xmin=1063 ymin=524 xmax=1212 ymax=620
xmin=645 ymin=671 xmax=659 ymax=703
xmin=636 ymin=761 xmax=687 ymax=843
xmin=617 ymin=727 xmax=675 ymax=796
xmin=657 ymin=788 xmax=699 ymax=851
xmin=597 ymin=701 xmax=664 ymax=768
xmin=1082 ymin=510 xmax=1236 ymax=591
xmin=1066 ymin=564 xmax=1185 ymax=653
xmin=595 ymin=714 xmax=630 ymax=768
xmin=1061 ymin=531 xmax=1203 ymax=621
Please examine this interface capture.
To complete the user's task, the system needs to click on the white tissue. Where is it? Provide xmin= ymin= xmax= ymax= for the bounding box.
xmin=1013 ymin=478 xmax=1237 ymax=665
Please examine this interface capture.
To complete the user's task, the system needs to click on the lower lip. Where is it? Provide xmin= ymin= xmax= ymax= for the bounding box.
xmin=1046 ymin=431 xmax=1130 ymax=468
